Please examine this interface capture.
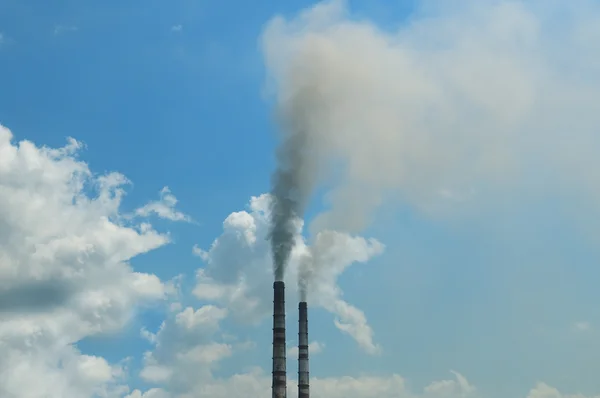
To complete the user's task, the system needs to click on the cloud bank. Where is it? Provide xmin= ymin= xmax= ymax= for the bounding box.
xmin=0 ymin=124 xmax=184 ymax=398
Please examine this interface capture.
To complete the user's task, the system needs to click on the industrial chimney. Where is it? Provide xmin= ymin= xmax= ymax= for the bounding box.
xmin=298 ymin=301 xmax=309 ymax=398
xmin=272 ymin=281 xmax=287 ymax=398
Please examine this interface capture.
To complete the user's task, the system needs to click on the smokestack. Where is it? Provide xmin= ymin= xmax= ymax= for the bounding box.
xmin=272 ymin=281 xmax=287 ymax=398
xmin=298 ymin=301 xmax=309 ymax=398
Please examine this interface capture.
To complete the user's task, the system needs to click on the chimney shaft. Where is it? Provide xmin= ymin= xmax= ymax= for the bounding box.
xmin=298 ymin=301 xmax=309 ymax=398
xmin=272 ymin=281 xmax=287 ymax=398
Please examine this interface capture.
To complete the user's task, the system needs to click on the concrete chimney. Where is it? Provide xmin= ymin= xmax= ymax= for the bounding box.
xmin=298 ymin=301 xmax=309 ymax=398
xmin=272 ymin=281 xmax=287 ymax=398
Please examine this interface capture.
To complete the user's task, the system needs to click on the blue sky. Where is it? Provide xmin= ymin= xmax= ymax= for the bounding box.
xmin=1 ymin=1 xmax=600 ymax=398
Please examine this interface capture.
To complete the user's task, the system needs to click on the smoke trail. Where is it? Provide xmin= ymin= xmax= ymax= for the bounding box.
xmin=269 ymin=89 xmax=322 ymax=281
xmin=297 ymin=251 xmax=313 ymax=302
xmin=269 ymin=137 xmax=304 ymax=281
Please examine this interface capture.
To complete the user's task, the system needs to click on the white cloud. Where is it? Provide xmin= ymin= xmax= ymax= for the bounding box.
xmin=192 ymin=193 xmax=383 ymax=353
xmin=138 ymin=304 xmax=232 ymax=392
xmin=140 ymin=364 xmax=172 ymax=384
xmin=131 ymin=363 xmax=600 ymax=398
xmin=174 ymin=305 xmax=227 ymax=331
xmin=0 ymin=124 xmax=185 ymax=397
xmin=141 ymin=327 xmax=158 ymax=343
xmin=171 ymin=25 xmax=183 ymax=32
xmin=424 ymin=371 xmax=476 ymax=397
xmin=131 ymin=370 xmax=478 ymax=398
xmin=134 ymin=186 xmax=191 ymax=222
xmin=526 ymin=383 xmax=600 ymax=398
xmin=126 ymin=389 xmax=171 ymax=398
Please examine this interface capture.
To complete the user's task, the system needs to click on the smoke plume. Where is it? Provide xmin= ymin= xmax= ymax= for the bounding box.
xmin=262 ymin=0 xmax=600 ymax=288
xmin=269 ymin=85 xmax=325 ymax=281
xmin=297 ymin=250 xmax=313 ymax=302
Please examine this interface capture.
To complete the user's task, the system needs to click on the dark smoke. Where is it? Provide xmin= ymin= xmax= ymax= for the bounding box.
xmin=269 ymin=88 xmax=322 ymax=281
xmin=269 ymin=183 xmax=298 ymax=281
xmin=269 ymin=132 xmax=308 ymax=281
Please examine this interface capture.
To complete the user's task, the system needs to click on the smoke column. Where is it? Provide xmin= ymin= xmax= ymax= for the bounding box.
xmin=269 ymin=94 xmax=322 ymax=281
xmin=272 ymin=281 xmax=287 ymax=398
xmin=269 ymin=144 xmax=302 ymax=282
xmin=297 ymin=248 xmax=315 ymax=302
xmin=261 ymin=0 xmax=600 ymax=247
xmin=298 ymin=301 xmax=310 ymax=398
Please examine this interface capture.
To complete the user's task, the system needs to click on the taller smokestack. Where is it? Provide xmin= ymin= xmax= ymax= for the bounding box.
xmin=298 ymin=301 xmax=309 ymax=398
xmin=272 ymin=281 xmax=287 ymax=398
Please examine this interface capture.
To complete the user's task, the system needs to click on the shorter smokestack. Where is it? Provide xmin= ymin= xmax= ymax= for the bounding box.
xmin=272 ymin=281 xmax=287 ymax=398
xmin=298 ymin=301 xmax=309 ymax=398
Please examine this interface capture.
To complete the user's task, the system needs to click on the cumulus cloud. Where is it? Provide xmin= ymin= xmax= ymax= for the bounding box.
xmin=137 ymin=368 xmax=600 ymax=398
xmin=261 ymin=0 xmax=600 ymax=233
xmin=126 ymin=389 xmax=172 ymax=398
xmin=138 ymin=303 xmax=233 ymax=393
xmin=526 ymin=383 xmax=600 ymax=398
xmin=131 ymin=363 xmax=600 ymax=398
xmin=192 ymin=193 xmax=383 ymax=353
xmin=135 ymin=354 xmax=478 ymax=398
xmin=0 ymin=124 xmax=186 ymax=397
xmin=134 ymin=187 xmax=191 ymax=222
